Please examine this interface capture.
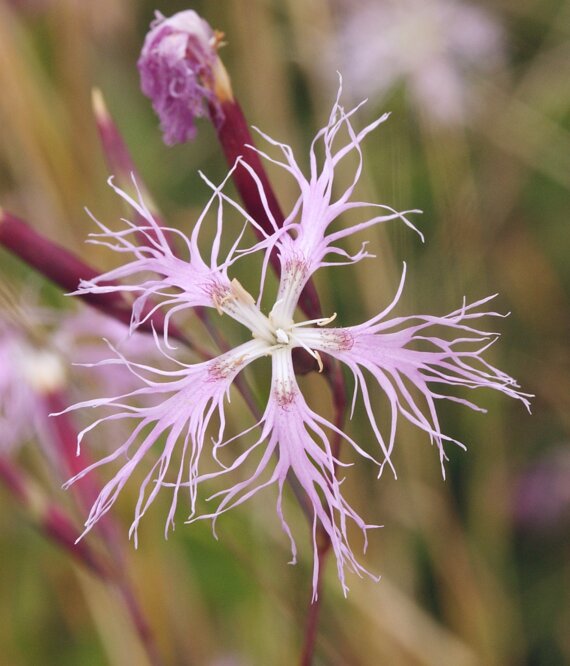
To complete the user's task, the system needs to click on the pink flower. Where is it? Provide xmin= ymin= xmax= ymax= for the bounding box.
xmin=191 ymin=348 xmax=381 ymax=595
xmin=0 ymin=318 xmax=63 ymax=452
xmin=66 ymin=338 xmax=268 ymax=544
xmin=68 ymin=89 xmax=529 ymax=597
xmin=73 ymin=167 xmax=273 ymax=346
xmin=138 ymin=10 xmax=223 ymax=145
xmin=513 ymin=448 xmax=570 ymax=533
xmin=0 ymin=304 xmax=158 ymax=454
xmin=326 ymin=0 xmax=504 ymax=124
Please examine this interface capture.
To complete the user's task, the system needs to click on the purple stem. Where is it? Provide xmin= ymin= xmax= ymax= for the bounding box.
xmin=43 ymin=390 xmax=165 ymax=666
xmin=0 ymin=455 xmax=109 ymax=578
xmin=213 ymin=91 xmax=350 ymax=662
xmin=299 ymin=544 xmax=329 ymax=666
xmin=92 ymin=90 xmax=177 ymax=253
xmin=0 ymin=209 xmax=198 ymax=352
xmin=299 ymin=360 xmax=347 ymax=666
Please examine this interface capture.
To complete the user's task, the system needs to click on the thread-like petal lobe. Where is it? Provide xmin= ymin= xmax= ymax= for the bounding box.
xmin=297 ymin=269 xmax=531 ymax=477
xmin=252 ymin=84 xmax=422 ymax=324
xmin=190 ymin=349 xmax=380 ymax=598
xmin=61 ymin=339 xmax=268 ymax=543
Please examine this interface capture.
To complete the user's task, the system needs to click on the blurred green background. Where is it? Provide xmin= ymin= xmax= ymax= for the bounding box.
xmin=0 ymin=0 xmax=569 ymax=664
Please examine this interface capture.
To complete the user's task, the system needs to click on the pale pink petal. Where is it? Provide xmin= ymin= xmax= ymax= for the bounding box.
xmin=60 ymin=339 xmax=267 ymax=543
xmin=297 ymin=267 xmax=531 ymax=477
xmin=250 ymin=84 xmax=422 ymax=324
xmin=190 ymin=349 xmax=380 ymax=598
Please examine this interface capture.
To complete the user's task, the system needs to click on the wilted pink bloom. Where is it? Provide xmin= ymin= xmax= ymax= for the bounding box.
xmin=327 ymin=0 xmax=504 ymax=123
xmin=138 ymin=10 xmax=223 ymax=145
xmin=67 ymin=89 xmax=529 ymax=597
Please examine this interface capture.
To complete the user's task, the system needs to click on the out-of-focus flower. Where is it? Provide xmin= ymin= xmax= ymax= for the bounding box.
xmin=66 ymin=88 xmax=530 ymax=597
xmin=513 ymin=447 xmax=570 ymax=533
xmin=0 ymin=302 xmax=158 ymax=453
xmin=54 ymin=310 xmax=162 ymax=400
xmin=138 ymin=10 xmax=228 ymax=145
xmin=327 ymin=0 xmax=504 ymax=123
xmin=0 ymin=316 xmax=65 ymax=452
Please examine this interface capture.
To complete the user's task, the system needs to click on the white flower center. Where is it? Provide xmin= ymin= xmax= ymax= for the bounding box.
xmin=217 ymin=277 xmax=339 ymax=371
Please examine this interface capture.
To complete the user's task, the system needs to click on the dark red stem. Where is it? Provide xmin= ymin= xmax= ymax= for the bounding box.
xmin=94 ymin=92 xmax=141 ymax=180
xmin=0 ymin=456 xmax=109 ymax=578
xmin=42 ymin=391 xmax=164 ymax=666
xmin=93 ymin=90 xmax=177 ymax=252
xmin=0 ymin=210 xmax=194 ymax=349
xmin=299 ymin=360 xmax=347 ymax=666
xmin=299 ymin=543 xmax=329 ymax=666
xmin=43 ymin=391 xmax=109 ymax=510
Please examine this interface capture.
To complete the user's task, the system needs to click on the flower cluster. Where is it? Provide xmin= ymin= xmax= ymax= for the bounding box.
xmin=66 ymin=88 xmax=530 ymax=597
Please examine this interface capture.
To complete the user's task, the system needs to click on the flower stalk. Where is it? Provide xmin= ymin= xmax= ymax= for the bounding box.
xmin=0 ymin=208 xmax=196 ymax=351
xmin=213 ymin=96 xmax=323 ymax=321
xmin=0 ymin=455 xmax=110 ymax=578
xmin=43 ymin=390 xmax=165 ymax=666
xmin=92 ymin=89 xmax=178 ymax=255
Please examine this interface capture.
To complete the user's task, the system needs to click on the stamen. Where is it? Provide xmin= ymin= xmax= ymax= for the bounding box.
xmin=292 ymin=336 xmax=324 ymax=373
xmin=268 ymin=298 xmax=284 ymax=320
xmin=291 ymin=312 xmax=337 ymax=329
xmin=230 ymin=278 xmax=255 ymax=306
xmin=212 ymin=291 xmax=231 ymax=315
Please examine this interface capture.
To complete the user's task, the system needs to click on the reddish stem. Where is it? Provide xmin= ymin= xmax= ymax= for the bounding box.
xmin=92 ymin=89 xmax=177 ymax=253
xmin=216 ymin=94 xmax=350 ymax=658
xmin=93 ymin=89 xmax=141 ymax=182
xmin=299 ymin=542 xmax=330 ymax=666
xmin=0 ymin=455 xmax=27 ymax=501
xmin=43 ymin=391 xmax=108 ymax=510
xmin=299 ymin=360 xmax=347 ymax=666
xmin=42 ymin=391 xmax=164 ymax=666
xmin=43 ymin=504 xmax=111 ymax=577
xmin=0 ymin=455 xmax=109 ymax=578
xmin=0 ymin=210 xmax=195 ymax=350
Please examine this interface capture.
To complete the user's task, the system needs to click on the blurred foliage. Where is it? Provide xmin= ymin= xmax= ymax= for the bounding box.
xmin=0 ymin=0 xmax=569 ymax=664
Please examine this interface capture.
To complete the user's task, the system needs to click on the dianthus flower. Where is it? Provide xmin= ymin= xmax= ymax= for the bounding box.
xmin=0 ymin=314 xmax=64 ymax=452
xmin=0 ymin=304 xmax=158 ymax=454
xmin=65 ymin=89 xmax=530 ymax=597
